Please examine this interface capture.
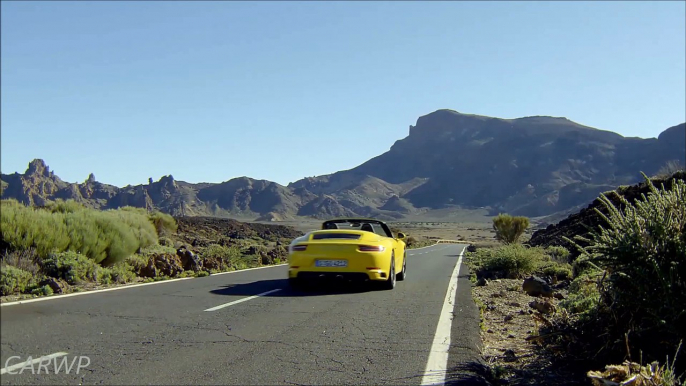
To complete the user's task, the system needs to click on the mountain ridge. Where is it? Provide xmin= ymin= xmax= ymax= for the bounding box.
xmin=2 ymin=109 xmax=684 ymax=222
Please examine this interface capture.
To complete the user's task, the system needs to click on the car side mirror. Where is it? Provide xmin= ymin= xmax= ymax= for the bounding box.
xmin=397 ymin=232 xmax=406 ymax=240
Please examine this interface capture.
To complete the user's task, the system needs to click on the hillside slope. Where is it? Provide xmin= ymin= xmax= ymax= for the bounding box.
xmin=528 ymin=170 xmax=686 ymax=257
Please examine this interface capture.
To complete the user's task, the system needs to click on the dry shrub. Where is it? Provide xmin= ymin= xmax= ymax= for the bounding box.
xmin=493 ymin=214 xmax=530 ymax=244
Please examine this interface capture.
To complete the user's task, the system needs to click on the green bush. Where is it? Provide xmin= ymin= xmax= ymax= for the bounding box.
xmin=239 ymin=254 xmax=262 ymax=269
xmin=565 ymin=174 xmax=686 ymax=365
xmin=148 ymin=210 xmax=178 ymax=236
xmin=119 ymin=207 xmax=178 ymax=236
xmin=468 ymin=244 xmax=546 ymax=278
xmin=44 ymin=199 xmax=88 ymax=214
xmin=95 ymin=263 xmax=137 ymax=285
xmin=244 ymin=244 xmax=268 ymax=255
xmin=95 ymin=267 xmax=115 ymax=285
xmin=0 ymin=204 xmax=71 ymax=256
xmin=125 ymin=254 xmax=149 ymax=273
xmin=1 ymin=200 xmax=160 ymax=265
xmin=31 ymin=285 xmax=54 ymax=296
xmin=569 ymin=176 xmax=686 ymax=334
xmin=203 ymin=244 xmax=242 ymax=270
xmin=1 ymin=248 xmax=42 ymax=277
xmin=41 ymin=251 xmax=99 ymax=285
xmin=0 ymin=265 xmax=34 ymax=295
xmin=540 ymin=263 xmax=573 ymax=281
xmin=158 ymin=237 xmax=175 ymax=247
xmin=559 ymin=270 xmax=603 ymax=319
xmin=545 ymin=245 xmax=571 ymax=263
xmin=0 ymin=198 xmax=23 ymax=210
xmin=139 ymin=244 xmax=176 ymax=256
xmin=492 ymin=214 xmax=530 ymax=244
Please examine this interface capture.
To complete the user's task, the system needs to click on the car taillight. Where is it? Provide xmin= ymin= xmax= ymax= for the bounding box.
xmin=290 ymin=245 xmax=307 ymax=252
xmin=358 ymin=245 xmax=385 ymax=252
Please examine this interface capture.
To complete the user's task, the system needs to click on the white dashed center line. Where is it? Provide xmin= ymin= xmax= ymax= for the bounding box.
xmin=204 ymin=289 xmax=281 ymax=311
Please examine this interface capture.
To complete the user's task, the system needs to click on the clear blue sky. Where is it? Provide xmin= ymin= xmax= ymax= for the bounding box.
xmin=2 ymin=1 xmax=684 ymax=187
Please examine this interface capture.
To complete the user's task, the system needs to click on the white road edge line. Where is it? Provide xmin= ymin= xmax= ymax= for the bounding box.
xmin=1 ymin=352 xmax=68 ymax=375
xmin=1 ymin=264 xmax=287 ymax=307
xmin=420 ymin=246 xmax=466 ymax=386
xmin=204 ymin=288 xmax=282 ymax=312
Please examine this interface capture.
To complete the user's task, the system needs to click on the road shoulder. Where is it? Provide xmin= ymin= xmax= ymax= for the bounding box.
xmin=445 ymin=262 xmax=492 ymax=385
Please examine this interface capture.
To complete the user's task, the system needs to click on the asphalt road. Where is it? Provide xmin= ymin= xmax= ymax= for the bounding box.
xmin=0 ymin=243 xmax=488 ymax=385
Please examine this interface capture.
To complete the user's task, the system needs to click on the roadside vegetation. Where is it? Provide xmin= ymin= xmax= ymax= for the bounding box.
xmin=404 ymin=236 xmax=436 ymax=249
xmin=557 ymin=173 xmax=685 ymax=385
xmin=389 ymin=225 xmax=436 ymax=249
xmin=492 ymin=213 xmax=530 ymax=244
xmin=465 ymin=170 xmax=686 ymax=386
xmin=0 ymin=199 xmax=300 ymax=301
xmin=468 ymin=213 xmax=572 ymax=282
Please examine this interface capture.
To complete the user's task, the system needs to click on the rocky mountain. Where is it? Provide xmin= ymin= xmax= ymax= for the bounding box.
xmin=299 ymin=110 xmax=684 ymax=218
xmin=2 ymin=109 xmax=684 ymax=221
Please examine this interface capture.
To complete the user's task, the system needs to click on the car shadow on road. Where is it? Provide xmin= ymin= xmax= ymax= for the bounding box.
xmin=209 ymin=278 xmax=382 ymax=298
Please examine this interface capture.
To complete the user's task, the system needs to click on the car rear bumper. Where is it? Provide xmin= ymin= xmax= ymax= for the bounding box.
xmin=289 ymin=269 xmax=388 ymax=282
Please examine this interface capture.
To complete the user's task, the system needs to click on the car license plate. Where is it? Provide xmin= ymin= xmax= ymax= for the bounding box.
xmin=316 ymin=260 xmax=347 ymax=267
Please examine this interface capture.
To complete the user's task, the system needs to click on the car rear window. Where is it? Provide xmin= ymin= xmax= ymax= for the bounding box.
xmin=312 ymin=233 xmax=361 ymax=240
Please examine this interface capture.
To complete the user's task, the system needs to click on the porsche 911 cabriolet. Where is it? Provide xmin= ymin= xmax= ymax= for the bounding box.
xmin=287 ymin=218 xmax=407 ymax=290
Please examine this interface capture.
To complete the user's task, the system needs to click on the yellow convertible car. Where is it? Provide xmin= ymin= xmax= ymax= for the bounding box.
xmin=287 ymin=218 xmax=407 ymax=290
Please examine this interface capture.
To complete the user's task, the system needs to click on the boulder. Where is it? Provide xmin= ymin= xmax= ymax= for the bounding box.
xmin=529 ymin=299 xmax=556 ymax=315
xmin=202 ymin=256 xmax=222 ymax=271
xmin=140 ymin=253 xmax=184 ymax=278
xmin=260 ymin=254 xmax=272 ymax=265
xmin=38 ymin=278 xmax=69 ymax=294
xmin=522 ymin=276 xmax=553 ymax=297
xmin=267 ymin=246 xmax=287 ymax=261
xmin=177 ymin=247 xmax=202 ymax=271
xmin=140 ymin=262 xmax=157 ymax=278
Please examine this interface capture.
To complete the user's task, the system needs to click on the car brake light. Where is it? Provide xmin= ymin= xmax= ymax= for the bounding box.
xmin=291 ymin=245 xmax=307 ymax=252
xmin=358 ymin=245 xmax=385 ymax=252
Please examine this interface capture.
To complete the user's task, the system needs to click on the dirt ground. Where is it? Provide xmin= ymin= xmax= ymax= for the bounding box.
xmin=473 ymin=278 xmax=587 ymax=385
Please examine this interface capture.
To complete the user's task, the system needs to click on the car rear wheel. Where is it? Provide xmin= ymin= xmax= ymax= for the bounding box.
xmin=397 ymin=253 xmax=407 ymax=281
xmin=381 ymin=257 xmax=396 ymax=290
